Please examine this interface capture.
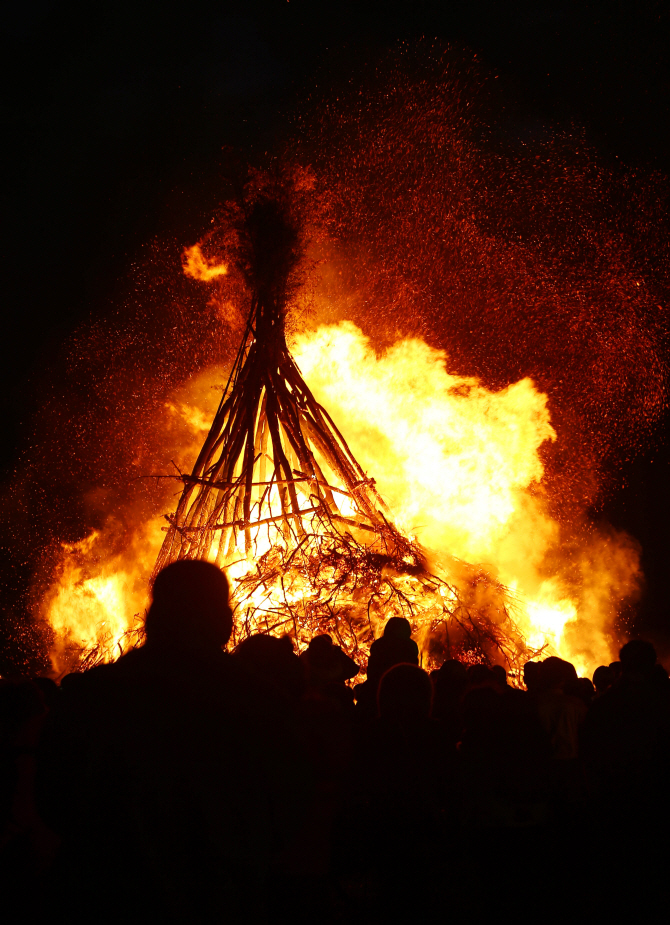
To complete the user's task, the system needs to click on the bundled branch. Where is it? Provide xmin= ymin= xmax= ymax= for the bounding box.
xmin=225 ymin=506 xmax=531 ymax=673
xmin=152 ymin=167 xmax=533 ymax=672
xmin=60 ymin=618 xmax=146 ymax=675
xmin=154 ymin=168 xmax=395 ymax=573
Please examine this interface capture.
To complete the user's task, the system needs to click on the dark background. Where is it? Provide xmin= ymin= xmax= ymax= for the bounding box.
xmin=1 ymin=1 xmax=669 ymax=638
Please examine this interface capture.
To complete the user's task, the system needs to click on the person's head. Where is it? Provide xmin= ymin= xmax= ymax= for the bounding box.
xmin=145 ymin=560 xmax=232 ymax=654
xmin=541 ymin=656 xmax=577 ymax=692
xmin=466 ymin=664 xmax=494 ymax=688
xmin=593 ymin=664 xmax=613 ymax=694
xmin=567 ymin=676 xmax=595 ymax=706
xmin=491 ymin=664 xmax=508 ymax=690
xmin=303 ymin=634 xmax=340 ymax=683
xmin=608 ymin=660 xmax=622 ymax=680
xmin=435 ymin=658 xmax=468 ymax=695
xmin=523 ymin=660 xmax=541 ymax=693
xmin=619 ymin=639 xmax=657 ymax=678
xmin=378 ymin=663 xmax=432 ymax=723
xmin=31 ymin=676 xmax=59 ymax=710
xmin=383 ymin=617 xmax=413 ymax=641
xmin=302 ymin=634 xmax=360 ymax=685
xmin=234 ymin=633 xmax=304 ymax=698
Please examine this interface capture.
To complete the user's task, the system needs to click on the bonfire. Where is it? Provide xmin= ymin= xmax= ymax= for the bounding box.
xmin=154 ymin=168 xmax=531 ymax=672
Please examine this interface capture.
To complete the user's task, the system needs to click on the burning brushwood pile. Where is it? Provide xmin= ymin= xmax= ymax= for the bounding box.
xmin=153 ymin=168 xmax=532 ymax=672
xmin=39 ymin=140 xmax=646 ymax=681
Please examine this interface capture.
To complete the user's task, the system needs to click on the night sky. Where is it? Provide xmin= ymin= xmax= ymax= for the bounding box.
xmin=2 ymin=1 xmax=670 ymax=656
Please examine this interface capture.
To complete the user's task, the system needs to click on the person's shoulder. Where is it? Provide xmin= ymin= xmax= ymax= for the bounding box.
xmin=217 ymin=652 xmax=292 ymax=710
xmin=505 ymin=687 xmax=530 ymax=708
xmin=219 ymin=650 xmax=259 ymax=682
xmin=63 ymin=648 xmax=155 ymax=697
xmin=564 ymin=693 xmax=588 ymax=718
xmin=61 ymin=659 xmax=117 ymax=691
xmin=584 ymin=684 xmax=622 ymax=723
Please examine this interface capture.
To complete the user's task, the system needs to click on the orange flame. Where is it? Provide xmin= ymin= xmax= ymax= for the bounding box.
xmin=182 ymin=244 xmax=228 ymax=282
xmin=42 ymin=323 xmax=640 ymax=679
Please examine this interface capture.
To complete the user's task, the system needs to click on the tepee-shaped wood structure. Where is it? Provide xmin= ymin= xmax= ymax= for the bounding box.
xmin=154 ymin=171 xmax=528 ymax=668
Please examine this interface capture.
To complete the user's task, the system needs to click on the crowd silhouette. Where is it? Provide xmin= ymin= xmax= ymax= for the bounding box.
xmin=1 ymin=560 xmax=669 ymax=921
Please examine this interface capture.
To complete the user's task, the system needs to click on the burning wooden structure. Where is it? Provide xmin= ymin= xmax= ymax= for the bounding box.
xmin=154 ymin=170 xmax=529 ymax=669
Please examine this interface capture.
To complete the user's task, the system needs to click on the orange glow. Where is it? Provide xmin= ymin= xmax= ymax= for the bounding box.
xmin=182 ymin=244 xmax=228 ymax=282
xmin=292 ymin=322 xmax=555 ymax=560
xmin=44 ymin=520 xmax=163 ymax=674
xmin=43 ymin=322 xmax=640 ymax=678
xmin=42 ymin=371 xmax=221 ymax=675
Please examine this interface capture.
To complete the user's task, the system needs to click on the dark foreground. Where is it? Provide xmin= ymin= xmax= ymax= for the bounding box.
xmin=1 ymin=560 xmax=668 ymax=922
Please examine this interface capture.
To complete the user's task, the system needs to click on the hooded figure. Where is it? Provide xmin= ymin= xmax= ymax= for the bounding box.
xmin=38 ymin=560 xmax=310 ymax=922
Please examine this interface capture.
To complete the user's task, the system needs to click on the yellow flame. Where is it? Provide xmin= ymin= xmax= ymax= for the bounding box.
xmin=182 ymin=244 xmax=228 ymax=282
xmin=291 ymin=322 xmax=639 ymax=674
xmin=44 ymin=517 xmax=165 ymax=675
xmin=293 ymin=322 xmax=556 ymax=559
xmin=43 ymin=323 xmax=640 ymax=678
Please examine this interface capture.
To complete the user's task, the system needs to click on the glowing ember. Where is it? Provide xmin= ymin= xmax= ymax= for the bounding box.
xmin=182 ymin=245 xmax=229 ymax=282
xmin=35 ymin=52 xmax=657 ymax=680
xmin=42 ymin=315 xmax=640 ymax=678
xmin=292 ymin=322 xmax=556 ymax=561
xmin=44 ymin=520 xmax=163 ymax=671
xmin=149 ymin=181 xmax=535 ymax=673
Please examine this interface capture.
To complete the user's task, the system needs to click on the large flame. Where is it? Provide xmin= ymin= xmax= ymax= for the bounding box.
xmin=292 ymin=322 xmax=556 ymax=560
xmin=42 ymin=321 xmax=640 ymax=678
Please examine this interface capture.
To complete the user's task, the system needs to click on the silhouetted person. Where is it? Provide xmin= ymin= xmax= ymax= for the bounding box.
xmin=451 ymin=663 xmax=553 ymax=915
xmin=535 ymin=657 xmax=585 ymax=760
xmin=467 ymin=663 xmax=525 ymax=704
xmin=38 ymin=560 xmax=310 ymax=922
xmin=234 ymin=632 xmax=305 ymax=700
xmin=530 ymin=657 xmax=587 ymax=818
xmin=248 ymin=632 xmax=357 ymax=909
xmin=583 ymin=639 xmax=670 ymax=831
xmin=608 ymin=660 xmax=623 ymax=684
xmin=582 ymin=641 xmax=670 ymax=910
xmin=355 ymin=617 xmax=419 ymax=720
xmin=301 ymin=634 xmax=359 ymax=686
xmin=620 ymin=638 xmax=657 ymax=676
xmin=653 ymin=661 xmax=670 ymax=681
xmin=377 ymin=662 xmax=432 ymax=726
xmin=335 ymin=664 xmax=454 ymax=917
xmin=431 ymin=658 xmax=467 ymax=745
xmin=299 ymin=633 xmax=358 ymax=714
xmin=368 ymin=619 xmax=419 ymax=686
xmin=0 ymin=679 xmax=59 ymax=903
xmin=491 ymin=664 xmax=508 ymax=689
xmin=523 ymin=660 xmax=542 ymax=696
xmin=565 ymin=677 xmax=595 ymax=708
xmin=466 ymin=663 xmax=497 ymax=689
xmin=458 ymin=671 xmax=550 ymax=829
xmin=593 ymin=664 xmax=614 ymax=696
